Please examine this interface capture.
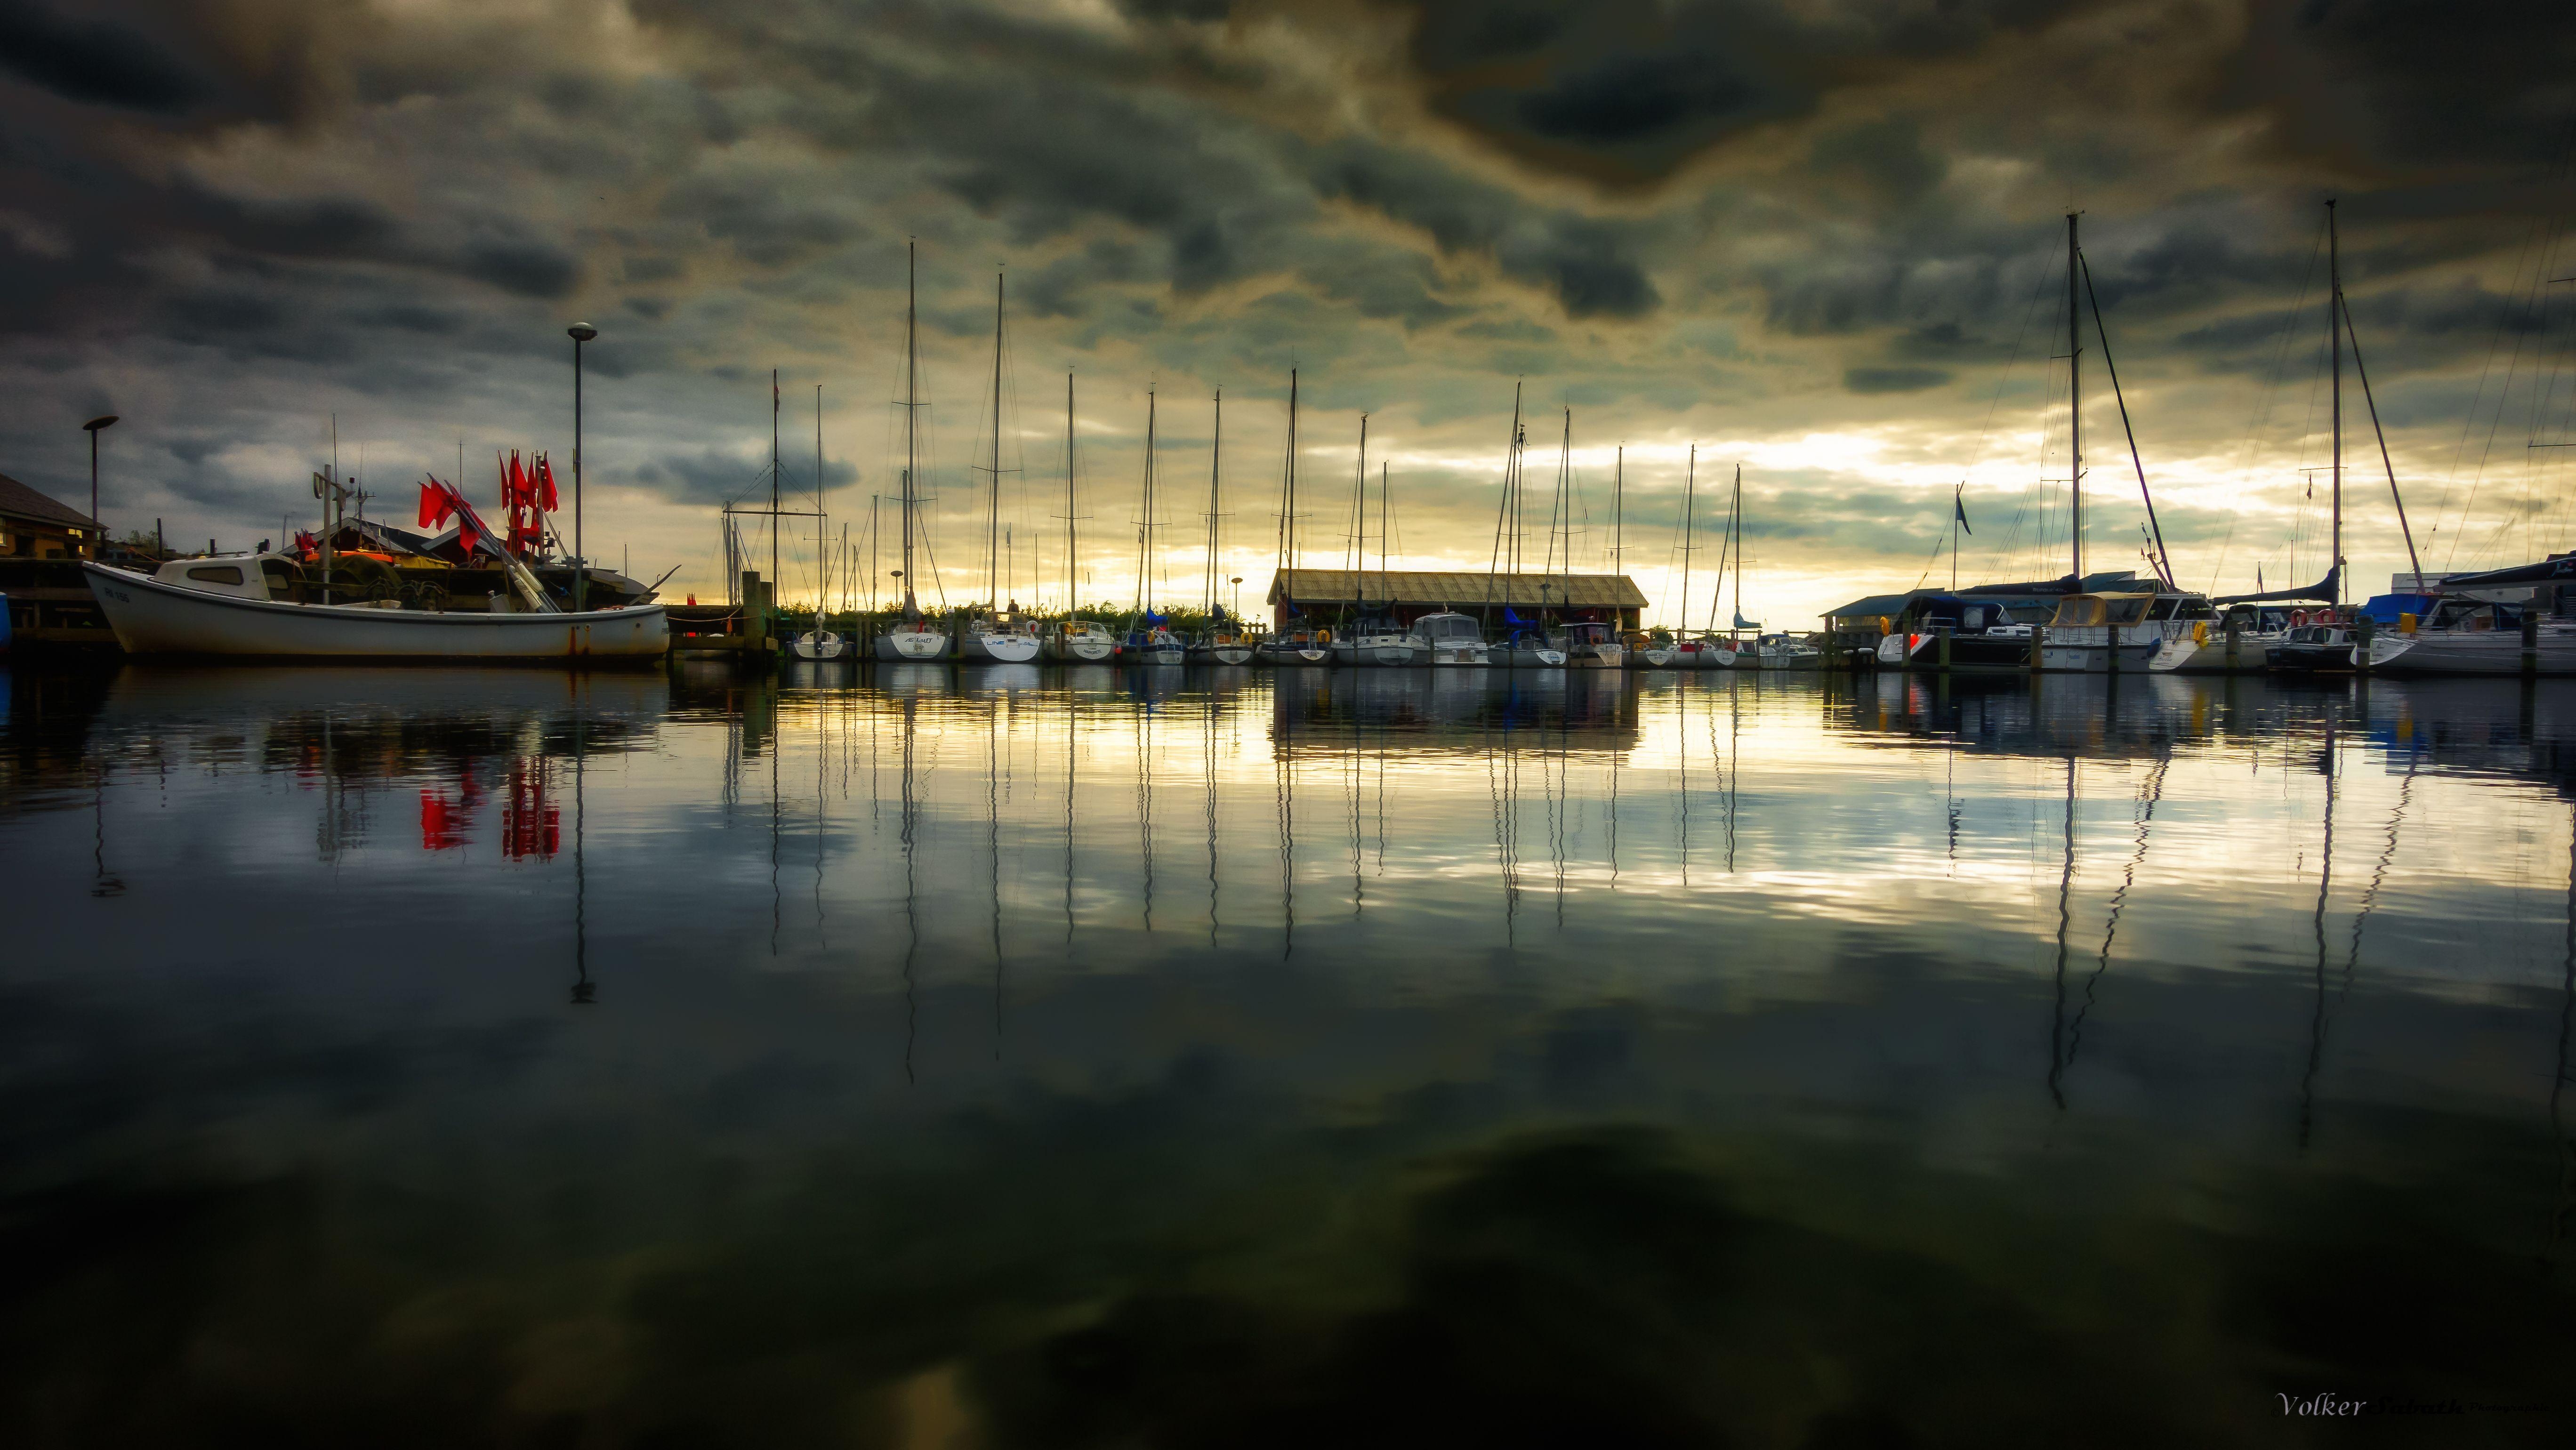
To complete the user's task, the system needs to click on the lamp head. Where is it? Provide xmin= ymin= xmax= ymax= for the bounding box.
xmin=82 ymin=415 xmax=119 ymax=433
xmin=567 ymin=323 xmax=598 ymax=343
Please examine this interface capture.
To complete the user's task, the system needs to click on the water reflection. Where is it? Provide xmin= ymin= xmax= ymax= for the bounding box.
xmin=6 ymin=662 xmax=2576 ymax=1441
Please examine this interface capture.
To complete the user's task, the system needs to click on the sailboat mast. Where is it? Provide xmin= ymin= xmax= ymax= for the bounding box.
xmin=2328 ymin=198 xmax=2343 ymax=607
xmin=1282 ymin=369 xmax=1299 ymax=572
xmin=1732 ymin=466 xmax=1744 ymax=637
xmin=990 ymin=269 xmax=1005 ymax=612
xmin=1678 ymin=445 xmax=1695 ymax=633
xmin=2067 ymin=212 xmax=2083 ymax=583
xmin=902 ymin=239 xmax=919 ymax=614
xmin=1065 ymin=372 xmax=1077 ymax=613
xmin=1208 ymin=388 xmax=1222 ymax=617
xmin=1138 ymin=389 xmax=1156 ymax=614
xmin=1379 ymin=460 xmax=1389 ymax=597
xmin=1613 ymin=445 xmax=1624 ymax=580
xmin=1349 ymin=414 xmax=1368 ymax=616
xmin=771 ymin=368 xmax=781 ymax=600
xmin=815 ymin=384 xmax=826 ymax=628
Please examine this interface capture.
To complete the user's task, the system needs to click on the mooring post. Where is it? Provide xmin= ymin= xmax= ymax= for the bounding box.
xmin=1936 ymin=623 xmax=1953 ymax=672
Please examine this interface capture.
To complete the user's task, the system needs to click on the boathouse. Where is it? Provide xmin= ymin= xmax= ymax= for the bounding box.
xmin=1265 ymin=569 xmax=1649 ymax=632
xmin=0 ymin=471 xmax=104 ymax=560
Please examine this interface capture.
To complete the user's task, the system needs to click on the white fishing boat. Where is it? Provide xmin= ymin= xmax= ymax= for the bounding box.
xmin=84 ymin=554 xmax=666 ymax=659
xmin=874 ymin=242 xmax=949 ymax=664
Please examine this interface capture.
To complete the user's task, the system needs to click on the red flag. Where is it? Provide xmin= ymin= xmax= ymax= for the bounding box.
xmin=419 ymin=479 xmax=446 ymax=529
xmin=535 ymin=454 xmax=559 ymax=513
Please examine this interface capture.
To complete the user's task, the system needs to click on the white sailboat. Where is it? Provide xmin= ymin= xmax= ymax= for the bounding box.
xmin=959 ymin=270 xmax=1041 ymax=665
xmin=790 ymin=387 xmax=852 ymax=661
xmin=1124 ymin=389 xmax=1186 ymax=665
xmin=875 ymin=239 xmax=950 ymax=663
xmin=1042 ymin=372 xmax=1117 ymax=663
xmin=1189 ymin=388 xmax=1256 ymax=665
xmin=1256 ymin=369 xmax=1331 ymax=665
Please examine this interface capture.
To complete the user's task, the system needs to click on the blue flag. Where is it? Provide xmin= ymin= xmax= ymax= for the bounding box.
xmin=1954 ymin=491 xmax=1972 ymax=536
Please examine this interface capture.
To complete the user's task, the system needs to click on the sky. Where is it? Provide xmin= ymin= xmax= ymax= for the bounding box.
xmin=3 ymin=0 xmax=2573 ymax=626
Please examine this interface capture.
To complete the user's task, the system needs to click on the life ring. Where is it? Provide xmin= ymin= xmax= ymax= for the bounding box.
xmin=2291 ymin=609 xmax=2309 ymax=627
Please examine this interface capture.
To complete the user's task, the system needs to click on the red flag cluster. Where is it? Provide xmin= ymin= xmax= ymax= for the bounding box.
xmin=418 ymin=475 xmax=495 ymax=557
xmin=292 ymin=530 xmax=319 ymax=562
xmin=499 ymin=451 xmax=558 ymax=558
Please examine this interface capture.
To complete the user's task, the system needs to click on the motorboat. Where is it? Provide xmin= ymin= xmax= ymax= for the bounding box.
xmin=2037 ymin=591 xmax=2215 ymax=672
xmin=1330 ymin=616 xmax=1423 ymax=668
xmin=2148 ymin=603 xmax=2298 ymax=674
xmin=83 ymin=552 xmax=667 ymax=660
xmin=2364 ymin=594 xmax=2576 ymax=675
xmin=1872 ymin=595 xmax=2037 ymax=671
xmin=875 ymin=614 xmax=949 ymax=661
xmin=1413 ymin=610 xmax=1490 ymax=667
xmin=1046 ymin=618 xmax=1118 ymax=662
xmin=2266 ymin=620 xmax=2359 ymax=671
xmin=1551 ymin=620 xmax=1624 ymax=669
xmin=1753 ymin=633 xmax=1822 ymax=670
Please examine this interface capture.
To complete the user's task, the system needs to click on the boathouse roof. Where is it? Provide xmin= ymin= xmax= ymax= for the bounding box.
xmin=1266 ymin=569 xmax=1649 ymax=610
xmin=0 ymin=470 xmax=102 ymax=531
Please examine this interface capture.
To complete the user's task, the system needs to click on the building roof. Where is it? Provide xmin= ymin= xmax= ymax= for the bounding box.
xmin=1823 ymin=592 xmax=1918 ymax=621
xmin=1267 ymin=569 xmax=1649 ymax=609
xmin=0 ymin=471 xmax=101 ymax=531
xmin=1823 ymin=571 xmax=2153 ymax=620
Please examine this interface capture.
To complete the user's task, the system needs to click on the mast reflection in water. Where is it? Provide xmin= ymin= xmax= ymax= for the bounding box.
xmin=3 ymin=661 xmax=2575 ymax=1442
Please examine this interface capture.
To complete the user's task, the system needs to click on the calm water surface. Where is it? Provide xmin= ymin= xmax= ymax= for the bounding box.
xmin=4 ymin=661 xmax=2573 ymax=1446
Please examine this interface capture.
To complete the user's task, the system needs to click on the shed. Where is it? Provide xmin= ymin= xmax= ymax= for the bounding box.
xmin=0 ymin=471 xmax=104 ymax=560
xmin=1265 ymin=569 xmax=1650 ymax=631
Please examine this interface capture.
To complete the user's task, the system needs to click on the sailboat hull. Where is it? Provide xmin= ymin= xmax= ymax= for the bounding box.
xmin=874 ymin=628 xmax=949 ymax=662
xmin=959 ymin=631 xmax=1042 ymax=663
xmin=83 ymin=564 xmax=668 ymax=660
xmin=789 ymin=632 xmax=852 ymax=660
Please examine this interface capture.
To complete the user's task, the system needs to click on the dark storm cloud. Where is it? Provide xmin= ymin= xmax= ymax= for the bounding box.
xmin=1395 ymin=0 xmax=2093 ymax=181
xmin=636 ymin=446 xmax=858 ymax=506
xmin=0 ymin=1 xmax=212 ymax=114
xmin=1844 ymin=365 xmax=1951 ymax=395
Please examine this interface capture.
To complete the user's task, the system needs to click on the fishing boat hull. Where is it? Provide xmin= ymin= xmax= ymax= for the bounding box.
xmin=2364 ymin=628 xmax=2576 ymax=676
xmin=82 ymin=563 xmax=668 ymax=660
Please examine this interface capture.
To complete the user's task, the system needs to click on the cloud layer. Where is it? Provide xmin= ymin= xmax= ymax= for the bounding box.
xmin=3 ymin=0 xmax=2571 ymax=620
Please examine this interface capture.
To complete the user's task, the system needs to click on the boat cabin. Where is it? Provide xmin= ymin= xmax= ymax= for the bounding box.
xmin=2045 ymin=592 xmax=2215 ymax=628
xmin=153 ymin=551 xmax=303 ymax=601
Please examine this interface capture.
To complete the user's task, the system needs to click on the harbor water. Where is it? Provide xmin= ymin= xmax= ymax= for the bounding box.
xmin=3 ymin=661 xmax=2572 ymax=1444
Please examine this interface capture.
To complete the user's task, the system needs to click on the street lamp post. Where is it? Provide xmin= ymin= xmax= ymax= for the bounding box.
xmin=567 ymin=323 xmax=597 ymax=611
xmin=81 ymin=415 xmax=118 ymax=557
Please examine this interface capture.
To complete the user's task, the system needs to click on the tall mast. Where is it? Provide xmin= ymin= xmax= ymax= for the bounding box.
xmin=815 ymin=384 xmax=826 ymax=628
xmin=1677 ymin=444 xmax=1695 ymax=633
xmin=902 ymin=239 xmax=919 ymax=615
xmin=1613 ymin=445 xmax=1623 ymax=577
xmin=990 ymin=268 xmax=1006 ymax=612
xmin=1282 ymin=369 xmax=1299 ymax=572
xmin=1137 ymin=388 xmax=1156 ymax=614
xmin=771 ymin=368 xmax=781 ymax=599
xmin=1506 ymin=384 xmax=1524 ymax=577
xmin=1379 ymin=460 xmax=1389 ymax=597
xmin=2067 ymin=212 xmax=2084 ymax=584
xmin=1350 ymin=414 xmax=1368 ymax=614
xmin=1064 ymin=372 xmax=1077 ymax=614
xmin=1207 ymin=388 xmax=1222 ymax=617
xmin=2328 ymin=198 xmax=2343 ymax=606
xmin=1732 ymin=466 xmax=1744 ymax=636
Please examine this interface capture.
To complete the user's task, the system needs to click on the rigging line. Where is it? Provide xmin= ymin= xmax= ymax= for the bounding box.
xmin=2080 ymin=252 xmax=2175 ymax=588
xmin=2438 ymin=209 xmax=2568 ymax=567
xmin=2340 ymin=291 xmax=2426 ymax=585
xmin=2209 ymin=215 xmax=2328 ymax=595
xmin=1959 ymin=244 xmax=2061 ymax=578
